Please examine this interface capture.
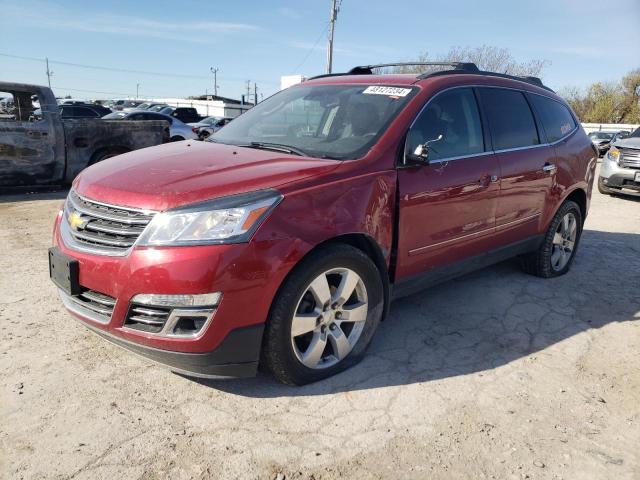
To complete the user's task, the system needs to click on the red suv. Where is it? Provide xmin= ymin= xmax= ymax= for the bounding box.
xmin=49 ymin=63 xmax=596 ymax=385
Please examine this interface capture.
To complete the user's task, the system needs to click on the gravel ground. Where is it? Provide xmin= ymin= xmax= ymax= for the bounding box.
xmin=1 ymin=165 xmax=639 ymax=480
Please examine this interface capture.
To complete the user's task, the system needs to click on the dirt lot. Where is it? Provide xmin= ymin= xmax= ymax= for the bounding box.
xmin=1 ymin=167 xmax=639 ymax=480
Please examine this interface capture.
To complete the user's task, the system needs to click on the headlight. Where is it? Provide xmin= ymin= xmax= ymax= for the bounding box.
xmin=606 ymin=147 xmax=621 ymax=165
xmin=137 ymin=189 xmax=282 ymax=246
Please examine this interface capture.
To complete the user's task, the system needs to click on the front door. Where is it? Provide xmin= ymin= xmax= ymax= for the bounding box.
xmin=396 ymin=87 xmax=500 ymax=280
xmin=0 ymin=88 xmax=62 ymax=186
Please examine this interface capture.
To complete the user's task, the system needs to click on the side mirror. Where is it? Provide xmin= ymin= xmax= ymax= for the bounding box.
xmin=407 ymin=134 xmax=443 ymax=164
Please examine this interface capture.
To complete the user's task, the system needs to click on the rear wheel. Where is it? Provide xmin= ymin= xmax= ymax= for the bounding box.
xmin=170 ymin=136 xmax=185 ymax=142
xmin=521 ymin=200 xmax=582 ymax=278
xmin=89 ymin=149 xmax=125 ymax=165
xmin=263 ymin=244 xmax=384 ymax=385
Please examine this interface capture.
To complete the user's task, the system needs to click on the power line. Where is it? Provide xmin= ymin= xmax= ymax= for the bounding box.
xmin=290 ymin=22 xmax=330 ymax=74
xmin=0 ymin=52 xmax=279 ymax=85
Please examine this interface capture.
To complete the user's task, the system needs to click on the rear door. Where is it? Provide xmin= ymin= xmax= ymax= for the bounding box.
xmin=396 ymin=87 xmax=500 ymax=279
xmin=478 ymin=87 xmax=555 ymax=244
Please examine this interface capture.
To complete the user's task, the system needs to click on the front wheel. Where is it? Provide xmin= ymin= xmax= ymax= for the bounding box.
xmin=262 ymin=244 xmax=384 ymax=385
xmin=521 ymin=200 xmax=583 ymax=278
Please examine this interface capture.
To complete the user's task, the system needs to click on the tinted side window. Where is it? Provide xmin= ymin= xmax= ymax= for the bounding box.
xmin=479 ymin=88 xmax=539 ymax=150
xmin=528 ymin=95 xmax=576 ymax=142
xmin=407 ymin=88 xmax=484 ymax=161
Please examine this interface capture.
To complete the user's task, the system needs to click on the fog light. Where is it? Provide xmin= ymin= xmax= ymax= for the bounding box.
xmin=131 ymin=292 xmax=221 ymax=307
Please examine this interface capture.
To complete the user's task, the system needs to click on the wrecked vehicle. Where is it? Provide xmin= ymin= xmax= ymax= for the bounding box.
xmin=49 ymin=63 xmax=596 ymax=385
xmin=0 ymin=82 xmax=169 ymax=187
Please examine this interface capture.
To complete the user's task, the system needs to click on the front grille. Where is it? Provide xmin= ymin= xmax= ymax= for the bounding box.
xmin=65 ymin=190 xmax=155 ymax=253
xmin=66 ymin=289 xmax=116 ymax=323
xmin=620 ymin=147 xmax=640 ymax=169
xmin=125 ymin=304 xmax=172 ymax=333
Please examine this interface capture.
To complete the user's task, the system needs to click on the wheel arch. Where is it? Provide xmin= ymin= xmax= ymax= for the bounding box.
xmin=267 ymin=233 xmax=392 ymax=333
xmin=563 ymin=187 xmax=587 ymax=223
xmin=88 ymin=145 xmax=131 ymax=165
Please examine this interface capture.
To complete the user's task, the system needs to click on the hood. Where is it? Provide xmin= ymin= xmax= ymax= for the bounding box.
xmin=614 ymin=136 xmax=640 ymax=149
xmin=591 ymin=138 xmax=610 ymax=145
xmin=74 ymin=141 xmax=341 ymax=211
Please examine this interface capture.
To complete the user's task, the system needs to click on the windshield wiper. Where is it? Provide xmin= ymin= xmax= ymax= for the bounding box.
xmin=243 ymin=142 xmax=308 ymax=157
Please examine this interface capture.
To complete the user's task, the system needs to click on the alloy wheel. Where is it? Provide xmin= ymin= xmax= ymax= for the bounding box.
xmin=290 ymin=268 xmax=368 ymax=369
xmin=551 ymin=212 xmax=577 ymax=271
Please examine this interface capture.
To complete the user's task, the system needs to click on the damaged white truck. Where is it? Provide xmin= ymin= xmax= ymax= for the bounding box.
xmin=0 ymin=82 xmax=169 ymax=187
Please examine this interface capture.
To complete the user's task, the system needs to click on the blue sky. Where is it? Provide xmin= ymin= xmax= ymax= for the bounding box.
xmin=1 ymin=0 xmax=638 ymax=100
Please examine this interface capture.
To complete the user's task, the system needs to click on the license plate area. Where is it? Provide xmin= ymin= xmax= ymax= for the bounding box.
xmin=634 ymin=171 xmax=640 ymax=183
xmin=49 ymin=247 xmax=80 ymax=296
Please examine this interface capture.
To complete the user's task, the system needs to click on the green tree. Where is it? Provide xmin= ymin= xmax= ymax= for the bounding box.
xmin=560 ymin=68 xmax=640 ymax=123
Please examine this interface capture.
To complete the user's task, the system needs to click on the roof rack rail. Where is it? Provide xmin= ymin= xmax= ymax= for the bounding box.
xmin=417 ymin=68 xmax=554 ymax=92
xmin=307 ymin=62 xmax=554 ymax=93
xmin=347 ymin=62 xmax=479 ymax=75
xmin=308 ymin=62 xmax=478 ymax=80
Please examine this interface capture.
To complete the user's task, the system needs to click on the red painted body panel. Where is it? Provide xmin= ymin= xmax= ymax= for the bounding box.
xmin=74 ymin=141 xmax=342 ymax=211
xmin=395 ymin=153 xmax=500 ymax=278
xmin=52 ymin=72 xmax=596 ymax=363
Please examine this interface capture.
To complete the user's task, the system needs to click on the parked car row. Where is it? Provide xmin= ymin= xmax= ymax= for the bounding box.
xmin=588 ymin=130 xmax=631 ymax=156
xmin=103 ymin=111 xmax=197 ymax=141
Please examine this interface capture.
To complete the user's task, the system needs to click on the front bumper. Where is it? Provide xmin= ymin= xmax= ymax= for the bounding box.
xmin=51 ymin=210 xmax=299 ymax=378
xmin=62 ymin=289 xmax=263 ymax=378
xmin=599 ymin=156 xmax=640 ymax=191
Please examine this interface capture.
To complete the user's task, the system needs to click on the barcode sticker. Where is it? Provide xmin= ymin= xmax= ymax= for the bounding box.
xmin=362 ymin=86 xmax=412 ymax=97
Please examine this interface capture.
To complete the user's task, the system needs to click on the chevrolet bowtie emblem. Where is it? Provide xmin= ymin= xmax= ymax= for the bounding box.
xmin=68 ymin=211 xmax=88 ymax=231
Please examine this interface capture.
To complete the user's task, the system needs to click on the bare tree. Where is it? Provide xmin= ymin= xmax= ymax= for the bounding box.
xmin=393 ymin=45 xmax=549 ymax=77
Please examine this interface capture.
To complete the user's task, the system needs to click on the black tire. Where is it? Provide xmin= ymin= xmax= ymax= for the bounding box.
xmin=89 ymin=149 xmax=123 ymax=165
xmin=170 ymin=136 xmax=184 ymax=142
xmin=521 ymin=200 xmax=583 ymax=278
xmin=262 ymin=244 xmax=384 ymax=385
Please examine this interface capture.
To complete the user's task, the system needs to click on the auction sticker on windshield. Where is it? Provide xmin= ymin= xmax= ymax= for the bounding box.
xmin=363 ymin=86 xmax=412 ymax=97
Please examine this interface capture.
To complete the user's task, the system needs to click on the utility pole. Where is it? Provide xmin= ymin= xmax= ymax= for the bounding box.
xmin=326 ymin=0 xmax=339 ymax=74
xmin=254 ymin=82 xmax=258 ymax=105
xmin=210 ymin=67 xmax=219 ymax=97
xmin=45 ymin=57 xmax=53 ymax=88
xmin=136 ymin=83 xmax=140 ymax=99
xmin=246 ymin=80 xmax=251 ymax=104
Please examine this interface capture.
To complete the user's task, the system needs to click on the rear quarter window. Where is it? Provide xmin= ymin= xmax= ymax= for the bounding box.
xmin=528 ymin=94 xmax=576 ymax=143
xmin=479 ymin=88 xmax=540 ymax=150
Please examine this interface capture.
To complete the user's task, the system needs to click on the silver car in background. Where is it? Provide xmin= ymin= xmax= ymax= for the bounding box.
xmin=598 ymin=127 xmax=640 ymax=196
xmin=188 ymin=116 xmax=233 ymax=139
xmin=102 ymin=110 xmax=197 ymax=141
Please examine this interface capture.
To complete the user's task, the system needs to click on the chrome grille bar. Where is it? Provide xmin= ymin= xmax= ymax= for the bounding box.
xmin=63 ymin=190 xmax=156 ymax=254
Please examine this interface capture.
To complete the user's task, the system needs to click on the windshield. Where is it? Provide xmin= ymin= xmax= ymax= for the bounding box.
xmin=629 ymin=127 xmax=640 ymax=138
xmin=209 ymin=84 xmax=416 ymax=159
xmin=589 ymin=132 xmax=614 ymax=140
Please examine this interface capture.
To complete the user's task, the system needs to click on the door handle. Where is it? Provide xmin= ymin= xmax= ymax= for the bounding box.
xmin=542 ymin=163 xmax=557 ymax=173
xmin=26 ymin=130 xmax=42 ymax=138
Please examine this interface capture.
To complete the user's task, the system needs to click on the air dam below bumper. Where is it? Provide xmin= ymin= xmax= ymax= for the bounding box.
xmin=74 ymin=316 xmax=265 ymax=379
